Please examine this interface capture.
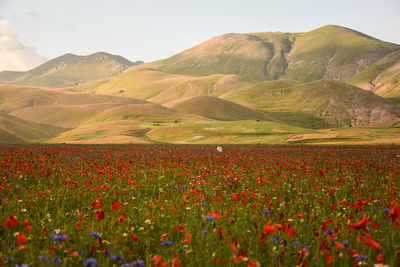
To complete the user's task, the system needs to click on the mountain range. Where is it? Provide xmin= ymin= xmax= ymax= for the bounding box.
xmin=0 ymin=25 xmax=399 ymax=145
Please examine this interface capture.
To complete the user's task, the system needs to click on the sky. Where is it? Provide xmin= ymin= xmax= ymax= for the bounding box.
xmin=0 ymin=0 xmax=400 ymax=71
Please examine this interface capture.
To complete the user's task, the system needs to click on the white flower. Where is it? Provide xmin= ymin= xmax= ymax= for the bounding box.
xmin=217 ymin=146 xmax=223 ymax=153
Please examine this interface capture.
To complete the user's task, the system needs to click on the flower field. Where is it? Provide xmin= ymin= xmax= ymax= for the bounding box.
xmin=1 ymin=145 xmax=399 ymax=266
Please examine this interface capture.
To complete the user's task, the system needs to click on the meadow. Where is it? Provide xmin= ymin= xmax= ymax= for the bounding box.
xmin=0 ymin=145 xmax=399 ymax=266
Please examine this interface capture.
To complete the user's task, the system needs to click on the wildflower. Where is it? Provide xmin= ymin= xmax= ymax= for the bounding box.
xmin=201 ymin=230 xmax=209 ymax=235
xmin=90 ymin=232 xmax=101 ymax=240
xmin=348 ymin=215 xmax=369 ymax=231
xmin=204 ymin=216 xmax=214 ymax=222
xmin=272 ymin=235 xmax=281 ymax=244
xmin=38 ymin=255 xmax=48 ymax=262
xmin=50 ymin=233 xmax=67 ymax=244
xmin=161 ymin=240 xmax=172 ymax=246
xmin=292 ymin=241 xmax=300 ymax=248
xmin=4 ymin=216 xmax=19 ymax=227
xmin=16 ymin=233 xmax=28 ymax=244
xmin=183 ymin=233 xmax=192 ymax=244
xmin=76 ymin=220 xmax=84 ymax=230
xmin=111 ymin=254 xmax=122 ymax=262
xmin=262 ymin=210 xmax=270 ymax=215
xmin=94 ymin=209 xmax=105 ymax=220
xmin=217 ymin=146 xmax=223 ymax=153
xmin=84 ymin=257 xmax=97 ymax=267
xmin=356 ymin=234 xmax=381 ymax=251
xmin=129 ymin=233 xmax=140 ymax=242
xmin=132 ymin=260 xmax=145 ymax=266
xmin=160 ymin=233 xmax=169 ymax=241
xmin=153 ymin=254 xmax=163 ymax=266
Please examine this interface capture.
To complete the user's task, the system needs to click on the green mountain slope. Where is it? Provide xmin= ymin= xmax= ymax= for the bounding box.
xmin=223 ymin=80 xmax=400 ymax=128
xmin=134 ymin=25 xmax=399 ymax=82
xmin=172 ymin=96 xmax=275 ymax=121
xmin=347 ymin=50 xmax=400 ymax=98
xmin=3 ymin=52 xmax=142 ymax=88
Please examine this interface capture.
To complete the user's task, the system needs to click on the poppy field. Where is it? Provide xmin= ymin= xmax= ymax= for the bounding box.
xmin=1 ymin=145 xmax=400 ymax=266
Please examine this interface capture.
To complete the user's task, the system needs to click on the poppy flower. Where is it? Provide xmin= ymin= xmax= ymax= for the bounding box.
xmin=356 ymin=234 xmax=381 ymax=251
xmin=4 ymin=216 xmax=19 ymax=227
xmin=16 ymin=233 xmax=28 ymax=244
xmin=94 ymin=209 xmax=105 ymax=220
xmin=348 ymin=215 xmax=369 ymax=231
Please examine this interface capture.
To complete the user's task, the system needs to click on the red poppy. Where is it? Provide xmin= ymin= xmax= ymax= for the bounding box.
xmin=94 ymin=209 xmax=105 ymax=220
xmin=184 ymin=233 xmax=192 ymax=244
xmin=263 ymin=225 xmax=276 ymax=235
xmin=129 ymin=233 xmax=140 ymax=242
xmin=160 ymin=233 xmax=169 ymax=241
xmin=172 ymin=255 xmax=182 ymax=266
xmin=16 ymin=233 xmax=28 ymax=244
xmin=4 ymin=216 xmax=19 ymax=228
xmin=356 ymin=234 xmax=381 ymax=251
xmin=153 ymin=254 xmax=163 ymax=266
xmin=348 ymin=215 xmax=369 ymax=231
xmin=75 ymin=220 xmax=84 ymax=230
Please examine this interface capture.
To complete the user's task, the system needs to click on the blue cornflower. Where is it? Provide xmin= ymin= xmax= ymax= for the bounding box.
xmin=377 ymin=200 xmax=382 ymax=203
xmin=14 ymin=264 xmax=28 ymax=267
xmin=90 ymin=232 xmax=101 ymax=240
xmin=292 ymin=241 xmax=300 ymax=248
xmin=341 ymin=241 xmax=349 ymax=247
xmin=84 ymin=258 xmax=97 ymax=267
xmin=200 ymin=202 xmax=206 ymax=206
xmin=52 ymin=258 xmax=61 ymax=266
xmin=38 ymin=256 xmax=48 ymax=262
xmin=50 ymin=233 xmax=67 ymax=244
xmin=201 ymin=230 xmax=209 ymax=235
xmin=324 ymin=229 xmax=334 ymax=235
xmin=357 ymin=254 xmax=367 ymax=262
xmin=111 ymin=254 xmax=122 ymax=262
xmin=366 ymin=227 xmax=370 ymax=233
xmin=272 ymin=235 xmax=281 ymax=244
xmin=204 ymin=216 xmax=214 ymax=222
xmin=263 ymin=210 xmax=271 ymax=215
xmin=181 ymin=185 xmax=188 ymax=189
xmin=384 ymin=208 xmax=390 ymax=213
xmin=131 ymin=260 xmax=145 ymax=266
xmin=160 ymin=240 xmax=172 ymax=246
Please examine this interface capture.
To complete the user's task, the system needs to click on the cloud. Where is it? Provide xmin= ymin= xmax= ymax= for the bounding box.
xmin=0 ymin=19 xmax=47 ymax=72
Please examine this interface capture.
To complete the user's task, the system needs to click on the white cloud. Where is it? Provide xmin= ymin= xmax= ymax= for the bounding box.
xmin=0 ymin=19 xmax=46 ymax=72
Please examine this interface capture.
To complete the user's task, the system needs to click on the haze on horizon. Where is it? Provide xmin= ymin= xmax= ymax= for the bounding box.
xmin=0 ymin=0 xmax=399 ymax=72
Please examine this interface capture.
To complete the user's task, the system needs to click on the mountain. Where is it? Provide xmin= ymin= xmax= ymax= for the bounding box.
xmin=347 ymin=50 xmax=400 ymax=99
xmin=223 ymin=80 xmax=400 ymax=128
xmin=134 ymin=25 xmax=399 ymax=82
xmin=0 ymin=52 xmax=143 ymax=88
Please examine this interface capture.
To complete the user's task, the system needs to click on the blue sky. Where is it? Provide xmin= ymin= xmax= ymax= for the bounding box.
xmin=0 ymin=0 xmax=400 ymax=71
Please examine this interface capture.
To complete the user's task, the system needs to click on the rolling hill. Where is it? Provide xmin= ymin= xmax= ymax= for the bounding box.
xmin=347 ymin=50 xmax=400 ymax=99
xmin=172 ymin=96 xmax=275 ymax=122
xmin=134 ymin=25 xmax=400 ymax=82
xmin=0 ymin=52 xmax=143 ymax=88
xmin=68 ymin=69 xmax=254 ymax=105
xmin=223 ymin=80 xmax=400 ymax=128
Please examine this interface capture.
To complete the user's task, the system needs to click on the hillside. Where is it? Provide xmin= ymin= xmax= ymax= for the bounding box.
xmin=0 ymin=113 xmax=63 ymax=144
xmin=0 ymin=52 xmax=143 ymax=88
xmin=69 ymin=69 xmax=254 ymax=104
xmin=134 ymin=25 xmax=400 ymax=82
xmin=223 ymin=80 xmax=400 ymax=128
xmin=172 ymin=96 xmax=275 ymax=121
xmin=347 ymin=50 xmax=400 ymax=99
